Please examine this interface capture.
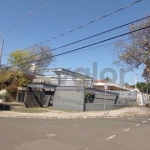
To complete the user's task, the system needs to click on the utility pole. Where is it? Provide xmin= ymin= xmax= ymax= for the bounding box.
xmin=0 ymin=37 xmax=4 ymax=69
xmin=134 ymin=74 xmax=137 ymax=89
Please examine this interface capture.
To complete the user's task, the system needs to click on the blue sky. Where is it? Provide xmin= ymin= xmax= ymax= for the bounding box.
xmin=0 ymin=0 xmax=150 ymax=85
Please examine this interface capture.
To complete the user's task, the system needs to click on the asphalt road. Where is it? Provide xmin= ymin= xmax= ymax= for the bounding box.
xmin=0 ymin=117 xmax=150 ymax=150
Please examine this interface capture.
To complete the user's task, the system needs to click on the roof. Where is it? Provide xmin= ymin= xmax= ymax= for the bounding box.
xmin=93 ymin=80 xmax=110 ymax=83
xmin=93 ymin=80 xmax=134 ymax=91
xmin=31 ymin=68 xmax=93 ymax=79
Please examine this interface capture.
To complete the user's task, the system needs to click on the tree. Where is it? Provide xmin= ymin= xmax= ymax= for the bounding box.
xmin=7 ymin=50 xmax=30 ymax=71
xmin=142 ymin=64 xmax=150 ymax=82
xmin=114 ymin=16 xmax=150 ymax=92
xmin=0 ymin=71 xmax=33 ymax=92
xmin=136 ymin=82 xmax=150 ymax=93
xmin=7 ymin=45 xmax=54 ymax=73
xmin=124 ymin=82 xmax=129 ymax=86
xmin=103 ymin=76 xmax=111 ymax=81
xmin=27 ymin=45 xmax=54 ymax=72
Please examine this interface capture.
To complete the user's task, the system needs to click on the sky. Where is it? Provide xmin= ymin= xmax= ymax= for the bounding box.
xmin=0 ymin=0 xmax=150 ymax=85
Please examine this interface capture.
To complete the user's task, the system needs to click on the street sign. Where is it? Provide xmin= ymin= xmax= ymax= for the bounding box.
xmin=104 ymin=85 xmax=107 ymax=90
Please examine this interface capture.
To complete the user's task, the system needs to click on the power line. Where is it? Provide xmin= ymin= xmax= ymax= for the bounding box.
xmin=2 ymin=0 xmax=142 ymax=56
xmin=23 ymin=38 xmax=131 ymax=73
xmin=28 ymin=25 xmax=150 ymax=67
xmin=5 ymin=15 xmax=150 ymax=66
xmin=53 ymin=16 xmax=150 ymax=54
xmin=0 ymin=0 xmax=51 ymax=37
xmin=24 ymin=38 xmax=131 ymax=71
xmin=53 ymin=38 xmax=131 ymax=62
xmin=8 ymin=24 xmax=150 ymax=70
xmin=40 ymin=16 xmax=150 ymax=53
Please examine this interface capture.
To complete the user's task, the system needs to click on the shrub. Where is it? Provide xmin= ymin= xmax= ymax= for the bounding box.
xmin=146 ymin=103 xmax=150 ymax=107
xmin=85 ymin=91 xmax=95 ymax=103
xmin=0 ymin=92 xmax=6 ymax=100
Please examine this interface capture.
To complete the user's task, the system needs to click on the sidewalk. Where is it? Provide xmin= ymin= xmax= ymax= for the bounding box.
xmin=0 ymin=107 xmax=150 ymax=119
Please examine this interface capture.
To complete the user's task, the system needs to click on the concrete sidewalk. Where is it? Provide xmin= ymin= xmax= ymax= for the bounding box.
xmin=0 ymin=107 xmax=150 ymax=119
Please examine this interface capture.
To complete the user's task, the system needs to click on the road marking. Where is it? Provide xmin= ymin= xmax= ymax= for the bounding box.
xmin=124 ymin=128 xmax=130 ymax=132
xmin=46 ymin=134 xmax=57 ymax=137
xmin=106 ymin=135 xmax=116 ymax=140
xmin=84 ymin=146 xmax=91 ymax=150
xmin=143 ymin=121 xmax=146 ymax=123
xmin=72 ymin=125 xmax=78 ymax=127
xmin=136 ymin=124 xmax=140 ymax=126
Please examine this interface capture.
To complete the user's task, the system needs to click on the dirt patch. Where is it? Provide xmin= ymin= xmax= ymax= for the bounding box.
xmin=12 ymin=106 xmax=49 ymax=113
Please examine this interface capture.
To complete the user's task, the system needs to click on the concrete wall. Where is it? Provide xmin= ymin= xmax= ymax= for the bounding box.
xmin=53 ymin=86 xmax=85 ymax=111
xmin=137 ymin=92 xmax=150 ymax=106
xmin=53 ymin=86 xmax=122 ymax=112
xmin=25 ymin=89 xmax=42 ymax=107
xmin=85 ymin=103 xmax=125 ymax=111
xmin=85 ymin=92 xmax=125 ymax=111
xmin=16 ymin=87 xmax=55 ymax=107
xmin=110 ymin=91 xmax=137 ymax=106
xmin=117 ymin=98 xmax=136 ymax=106
xmin=93 ymin=98 xmax=115 ymax=105
xmin=112 ymin=91 xmax=137 ymax=99
xmin=83 ymin=88 xmax=137 ymax=111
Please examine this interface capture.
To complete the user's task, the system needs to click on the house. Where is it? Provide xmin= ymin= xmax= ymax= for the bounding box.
xmin=93 ymin=80 xmax=134 ymax=91
xmin=1 ymin=68 xmax=149 ymax=111
xmin=15 ymin=68 xmax=123 ymax=111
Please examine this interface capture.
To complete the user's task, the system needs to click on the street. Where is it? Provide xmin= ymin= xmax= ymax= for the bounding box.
xmin=0 ymin=117 xmax=150 ymax=150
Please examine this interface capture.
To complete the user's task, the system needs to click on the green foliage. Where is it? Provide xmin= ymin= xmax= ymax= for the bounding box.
xmin=142 ymin=66 xmax=150 ymax=83
xmin=136 ymin=82 xmax=150 ymax=93
xmin=124 ymin=82 xmax=129 ymax=86
xmin=103 ymin=77 xmax=111 ymax=81
xmin=130 ymin=82 xmax=150 ymax=93
xmin=7 ymin=46 xmax=54 ymax=72
xmin=85 ymin=91 xmax=95 ymax=102
xmin=0 ymin=71 xmax=33 ymax=92
xmin=7 ymin=50 xmax=29 ymax=65
xmin=85 ymin=91 xmax=91 ymax=101
xmin=114 ymin=16 xmax=150 ymax=82
xmin=0 ymin=92 xmax=6 ymax=100
xmin=7 ymin=50 xmax=30 ymax=71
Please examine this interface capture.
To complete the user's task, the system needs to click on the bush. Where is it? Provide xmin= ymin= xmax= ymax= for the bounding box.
xmin=0 ymin=92 xmax=6 ymax=100
xmin=146 ymin=103 xmax=150 ymax=107
xmin=85 ymin=91 xmax=95 ymax=103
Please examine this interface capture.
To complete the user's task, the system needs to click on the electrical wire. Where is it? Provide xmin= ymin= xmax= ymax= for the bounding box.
xmin=4 ymin=15 xmax=150 ymax=67
xmin=52 ymin=38 xmax=131 ymax=62
xmin=26 ymin=25 xmax=150 ymax=65
xmin=7 ymin=24 xmax=150 ymax=70
xmin=2 ymin=0 xmax=142 ymax=57
xmin=24 ymin=38 xmax=131 ymax=71
xmin=0 ymin=0 xmax=51 ymax=37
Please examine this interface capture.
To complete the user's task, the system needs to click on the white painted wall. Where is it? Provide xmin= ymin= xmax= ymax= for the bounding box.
xmin=137 ymin=92 xmax=150 ymax=106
